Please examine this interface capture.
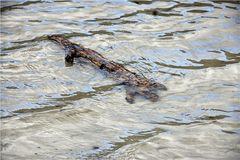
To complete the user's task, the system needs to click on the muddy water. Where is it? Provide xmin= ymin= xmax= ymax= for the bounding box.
xmin=1 ymin=0 xmax=240 ymax=159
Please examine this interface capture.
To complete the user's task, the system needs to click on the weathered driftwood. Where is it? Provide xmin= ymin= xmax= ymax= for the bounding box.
xmin=48 ymin=35 xmax=167 ymax=103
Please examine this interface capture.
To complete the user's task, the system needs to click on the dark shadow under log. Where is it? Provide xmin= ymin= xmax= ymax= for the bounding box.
xmin=48 ymin=35 xmax=167 ymax=103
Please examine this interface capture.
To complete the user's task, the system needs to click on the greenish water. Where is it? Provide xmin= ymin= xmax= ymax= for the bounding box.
xmin=1 ymin=0 xmax=240 ymax=159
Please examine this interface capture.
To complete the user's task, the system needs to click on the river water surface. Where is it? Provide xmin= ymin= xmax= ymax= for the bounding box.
xmin=1 ymin=0 xmax=240 ymax=159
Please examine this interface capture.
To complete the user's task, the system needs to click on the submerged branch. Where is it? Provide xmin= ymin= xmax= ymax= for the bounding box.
xmin=48 ymin=35 xmax=167 ymax=103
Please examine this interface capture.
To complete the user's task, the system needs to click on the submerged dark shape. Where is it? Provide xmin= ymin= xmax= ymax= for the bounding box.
xmin=48 ymin=35 xmax=167 ymax=103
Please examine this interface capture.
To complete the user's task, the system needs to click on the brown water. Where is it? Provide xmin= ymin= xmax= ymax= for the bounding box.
xmin=1 ymin=0 xmax=240 ymax=159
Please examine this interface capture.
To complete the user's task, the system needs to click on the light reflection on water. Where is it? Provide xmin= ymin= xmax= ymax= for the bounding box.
xmin=1 ymin=0 xmax=240 ymax=159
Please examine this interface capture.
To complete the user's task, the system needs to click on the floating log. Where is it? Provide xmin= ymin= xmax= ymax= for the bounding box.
xmin=48 ymin=35 xmax=167 ymax=103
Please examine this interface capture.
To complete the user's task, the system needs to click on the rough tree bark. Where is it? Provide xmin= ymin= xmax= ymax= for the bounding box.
xmin=48 ymin=35 xmax=167 ymax=103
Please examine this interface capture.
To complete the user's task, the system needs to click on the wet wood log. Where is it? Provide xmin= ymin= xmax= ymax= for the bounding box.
xmin=48 ymin=35 xmax=167 ymax=103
